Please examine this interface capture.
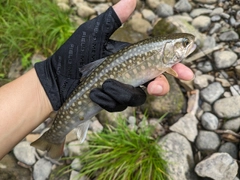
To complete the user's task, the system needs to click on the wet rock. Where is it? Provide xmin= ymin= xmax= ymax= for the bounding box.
xmin=174 ymin=0 xmax=192 ymax=12
xmin=219 ymin=30 xmax=239 ymax=41
xmin=192 ymin=15 xmax=211 ymax=32
xmin=156 ymin=2 xmax=174 ymax=18
xmin=158 ymin=132 xmax=197 ymax=180
xmin=33 ymin=158 xmax=52 ymax=180
xmin=196 ymin=130 xmax=220 ymax=152
xmin=195 ymin=153 xmax=238 ymax=180
xmin=219 ymin=142 xmax=238 ymax=159
xmin=190 ymin=8 xmax=212 ymax=18
xmin=193 ymin=74 xmax=214 ymax=89
xmin=222 ymin=117 xmax=240 ymax=132
xmin=214 ymin=96 xmax=240 ymax=118
xmin=197 ymin=61 xmax=213 ymax=73
xmin=201 ymin=112 xmax=219 ymax=130
xmin=169 ymin=113 xmax=198 ymax=142
xmin=200 ymin=82 xmax=224 ymax=104
xmin=13 ymin=141 xmax=36 ymax=166
xmin=214 ymin=51 xmax=237 ymax=69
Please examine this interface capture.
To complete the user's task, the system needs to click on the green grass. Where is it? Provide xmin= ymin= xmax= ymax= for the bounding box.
xmin=63 ymin=117 xmax=169 ymax=180
xmin=0 ymin=0 xmax=75 ymax=75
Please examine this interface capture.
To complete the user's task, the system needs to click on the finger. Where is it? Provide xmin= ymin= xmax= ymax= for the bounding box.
xmin=113 ymin=0 xmax=137 ymax=23
xmin=147 ymin=75 xmax=170 ymax=96
xmin=172 ymin=63 xmax=194 ymax=81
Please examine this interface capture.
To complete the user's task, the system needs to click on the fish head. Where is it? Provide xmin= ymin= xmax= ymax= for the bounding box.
xmin=162 ymin=33 xmax=196 ymax=66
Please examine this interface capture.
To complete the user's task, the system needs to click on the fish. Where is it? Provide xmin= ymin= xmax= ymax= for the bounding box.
xmin=31 ymin=33 xmax=196 ymax=159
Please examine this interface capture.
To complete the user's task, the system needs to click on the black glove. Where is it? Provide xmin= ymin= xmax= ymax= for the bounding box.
xmin=90 ymin=79 xmax=146 ymax=112
xmin=34 ymin=7 xmax=146 ymax=111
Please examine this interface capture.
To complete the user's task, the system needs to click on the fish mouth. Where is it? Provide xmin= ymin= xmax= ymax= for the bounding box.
xmin=186 ymin=43 xmax=197 ymax=57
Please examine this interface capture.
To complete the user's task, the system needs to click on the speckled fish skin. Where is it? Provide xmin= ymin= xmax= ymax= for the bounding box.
xmin=31 ymin=33 xmax=196 ymax=159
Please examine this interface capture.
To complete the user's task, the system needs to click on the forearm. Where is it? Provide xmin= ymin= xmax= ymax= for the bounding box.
xmin=0 ymin=68 xmax=52 ymax=159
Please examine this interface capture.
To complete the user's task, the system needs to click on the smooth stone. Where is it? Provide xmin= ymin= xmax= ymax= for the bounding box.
xmin=200 ymin=82 xmax=224 ymax=104
xmin=169 ymin=113 xmax=198 ymax=142
xmin=222 ymin=117 xmax=240 ymax=132
xmin=196 ymin=130 xmax=220 ymax=152
xmin=67 ymin=141 xmax=89 ymax=156
xmin=94 ymin=3 xmax=110 ymax=15
xmin=174 ymin=0 xmax=192 ymax=12
xmin=70 ymin=170 xmax=90 ymax=180
xmin=158 ymin=132 xmax=197 ymax=180
xmin=190 ymin=8 xmax=212 ymax=18
xmin=219 ymin=142 xmax=238 ymax=159
xmin=71 ymin=158 xmax=82 ymax=171
xmin=201 ymin=102 xmax=212 ymax=112
xmin=201 ymin=112 xmax=219 ymax=130
xmin=209 ymin=23 xmax=221 ymax=34
xmin=214 ymin=50 xmax=237 ymax=69
xmin=211 ymin=15 xmax=221 ymax=21
xmin=219 ymin=30 xmax=239 ymax=41
xmin=156 ymin=2 xmax=174 ymax=17
xmin=192 ymin=15 xmax=211 ymax=32
xmin=210 ymin=7 xmax=224 ymax=16
xmin=128 ymin=15 xmax=152 ymax=34
xmin=13 ymin=141 xmax=36 ymax=166
xmin=197 ymin=61 xmax=213 ymax=72
xmin=195 ymin=153 xmax=238 ymax=180
xmin=76 ymin=2 xmax=96 ymax=18
xmin=194 ymin=74 xmax=214 ymax=89
xmin=33 ymin=158 xmax=52 ymax=180
xmin=193 ymin=0 xmax=217 ymax=4
xmin=142 ymin=9 xmax=156 ymax=22
xmin=214 ymin=96 xmax=240 ymax=118
xmin=127 ymin=116 xmax=137 ymax=125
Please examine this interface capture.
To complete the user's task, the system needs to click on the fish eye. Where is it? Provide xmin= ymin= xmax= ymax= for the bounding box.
xmin=182 ymin=38 xmax=190 ymax=47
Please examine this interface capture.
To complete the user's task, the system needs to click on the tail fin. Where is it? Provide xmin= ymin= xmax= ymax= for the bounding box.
xmin=30 ymin=135 xmax=65 ymax=159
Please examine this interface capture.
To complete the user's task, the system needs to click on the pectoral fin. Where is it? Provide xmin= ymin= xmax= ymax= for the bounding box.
xmin=76 ymin=120 xmax=91 ymax=143
xmin=163 ymin=67 xmax=178 ymax=77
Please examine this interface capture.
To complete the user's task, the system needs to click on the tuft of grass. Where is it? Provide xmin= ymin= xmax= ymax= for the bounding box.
xmin=0 ymin=0 xmax=75 ymax=74
xmin=72 ymin=117 xmax=169 ymax=180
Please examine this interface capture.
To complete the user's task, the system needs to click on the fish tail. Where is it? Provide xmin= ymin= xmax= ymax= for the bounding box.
xmin=30 ymin=135 xmax=65 ymax=159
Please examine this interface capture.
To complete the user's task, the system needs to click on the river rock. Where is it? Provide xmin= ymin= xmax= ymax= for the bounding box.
xmin=128 ymin=15 xmax=152 ymax=34
xmin=174 ymin=0 xmax=192 ymax=12
xmin=169 ymin=113 xmax=198 ymax=142
xmin=195 ymin=130 xmax=220 ymax=152
xmin=76 ymin=2 xmax=96 ymax=18
xmin=33 ymin=158 xmax=52 ymax=180
xmin=13 ymin=141 xmax=36 ymax=166
xmin=193 ymin=74 xmax=214 ymax=89
xmin=197 ymin=61 xmax=213 ymax=72
xmin=200 ymin=82 xmax=224 ymax=104
xmin=192 ymin=15 xmax=211 ymax=32
xmin=142 ymin=9 xmax=156 ymax=22
xmin=213 ymin=96 xmax=240 ymax=118
xmin=156 ymin=2 xmax=174 ymax=18
xmin=190 ymin=8 xmax=212 ymax=18
xmin=219 ymin=142 xmax=238 ymax=159
xmin=222 ymin=117 xmax=240 ymax=132
xmin=195 ymin=153 xmax=238 ymax=180
xmin=219 ymin=30 xmax=239 ymax=41
xmin=213 ymin=51 xmax=238 ymax=69
xmin=158 ymin=132 xmax=197 ymax=180
xmin=201 ymin=112 xmax=219 ymax=130
xmin=193 ymin=0 xmax=217 ymax=3
xmin=71 ymin=158 xmax=82 ymax=171
xmin=90 ymin=119 xmax=103 ymax=133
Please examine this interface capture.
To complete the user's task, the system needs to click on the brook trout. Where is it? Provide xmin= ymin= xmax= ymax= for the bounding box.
xmin=31 ymin=33 xmax=196 ymax=159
